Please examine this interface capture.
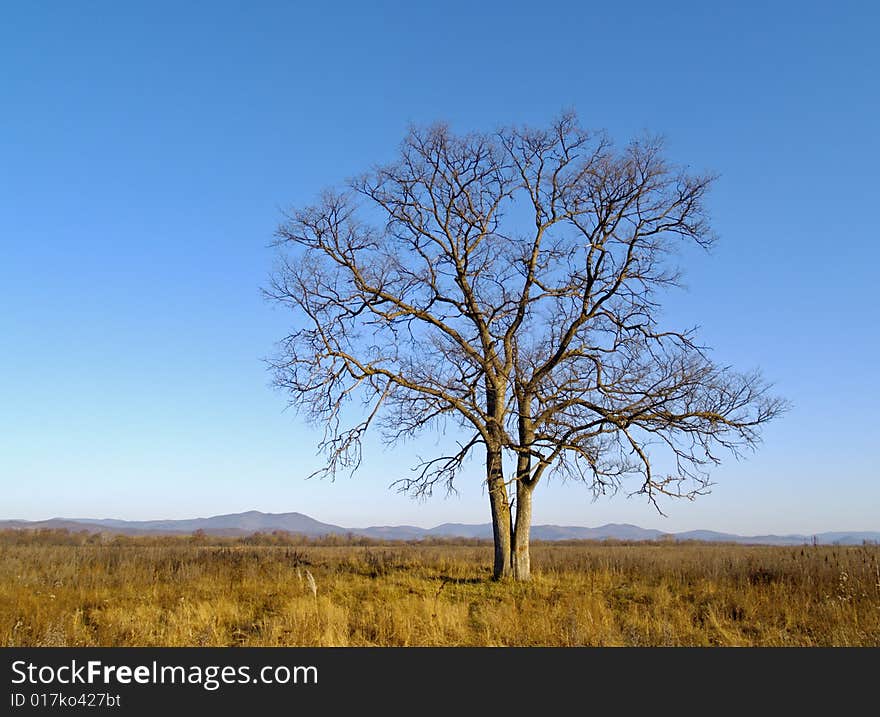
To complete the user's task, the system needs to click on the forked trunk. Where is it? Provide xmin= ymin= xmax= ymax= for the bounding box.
xmin=512 ymin=480 xmax=533 ymax=581
xmin=487 ymin=445 xmax=512 ymax=580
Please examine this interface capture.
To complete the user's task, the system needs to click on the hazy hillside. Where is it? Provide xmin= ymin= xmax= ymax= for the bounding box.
xmin=0 ymin=511 xmax=877 ymax=545
xmin=66 ymin=511 xmax=346 ymax=536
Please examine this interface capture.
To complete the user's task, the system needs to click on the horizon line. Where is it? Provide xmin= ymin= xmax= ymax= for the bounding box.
xmin=3 ymin=509 xmax=877 ymax=537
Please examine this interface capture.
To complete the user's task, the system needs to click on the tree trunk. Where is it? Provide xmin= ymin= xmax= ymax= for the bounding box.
xmin=512 ymin=479 xmax=533 ymax=581
xmin=486 ymin=444 xmax=512 ymax=580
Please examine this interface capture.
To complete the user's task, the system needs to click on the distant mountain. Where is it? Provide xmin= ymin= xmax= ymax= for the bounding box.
xmin=0 ymin=519 xmax=106 ymax=532
xmin=425 ymin=523 xmax=493 ymax=539
xmin=532 ymin=523 xmax=667 ymax=541
xmin=9 ymin=511 xmax=348 ymax=537
xmin=674 ymin=529 xmax=743 ymax=543
xmin=0 ymin=511 xmax=877 ymax=545
xmin=358 ymin=525 xmax=430 ymax=540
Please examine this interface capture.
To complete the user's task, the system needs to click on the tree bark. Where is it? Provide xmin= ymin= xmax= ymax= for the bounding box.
xmin=486 ymin=444 xmax=512 ymax=579
xmin=512 ymin=479 xmax=533 ymax=581
xmin=511 ymin=409 xmax=536 ymax=581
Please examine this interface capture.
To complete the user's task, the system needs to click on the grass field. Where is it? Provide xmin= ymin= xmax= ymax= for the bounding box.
xmin=2 ymin=531 xmax=878 ymax=646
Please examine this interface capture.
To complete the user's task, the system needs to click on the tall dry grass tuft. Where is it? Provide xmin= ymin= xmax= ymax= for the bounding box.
xmin=305 ymin=570 xmax=317 ymax=599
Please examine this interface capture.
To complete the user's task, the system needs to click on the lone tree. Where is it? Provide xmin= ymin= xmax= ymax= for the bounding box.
xmin=267 ymin=114 xmax=785 ymax=581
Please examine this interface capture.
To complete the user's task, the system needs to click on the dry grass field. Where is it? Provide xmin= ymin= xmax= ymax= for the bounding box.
xmin=2 ymin=530 xmax=878 ymax=647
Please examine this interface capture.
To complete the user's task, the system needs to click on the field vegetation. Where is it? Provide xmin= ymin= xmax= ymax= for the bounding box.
xmin=2 ymin=530 xmax=878 ymax=646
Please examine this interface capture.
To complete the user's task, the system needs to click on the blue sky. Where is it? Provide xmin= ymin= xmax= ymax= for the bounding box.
xmin=1 ymin=1 xmax=877 ymax=534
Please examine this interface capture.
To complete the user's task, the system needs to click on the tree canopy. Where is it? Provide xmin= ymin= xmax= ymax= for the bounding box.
xmin=267 ymin=113 xmax=786 ymax=579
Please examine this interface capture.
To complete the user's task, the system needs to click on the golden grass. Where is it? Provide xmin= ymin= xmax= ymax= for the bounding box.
xmin=1 ymin=531 xmax=878 ymax=646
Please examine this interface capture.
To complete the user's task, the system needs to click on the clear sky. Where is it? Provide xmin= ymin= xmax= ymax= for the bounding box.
xmin=2 ymin=1 xmax=877 ymax=534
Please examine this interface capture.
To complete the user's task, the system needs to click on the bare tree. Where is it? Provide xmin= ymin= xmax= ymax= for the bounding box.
xmin=266 ymin=113 xmax=786 ymax=581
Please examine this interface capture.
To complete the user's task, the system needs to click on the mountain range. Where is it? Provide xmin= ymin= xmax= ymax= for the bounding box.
xmin=1 ymin=511 xmax=878 ymax=545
